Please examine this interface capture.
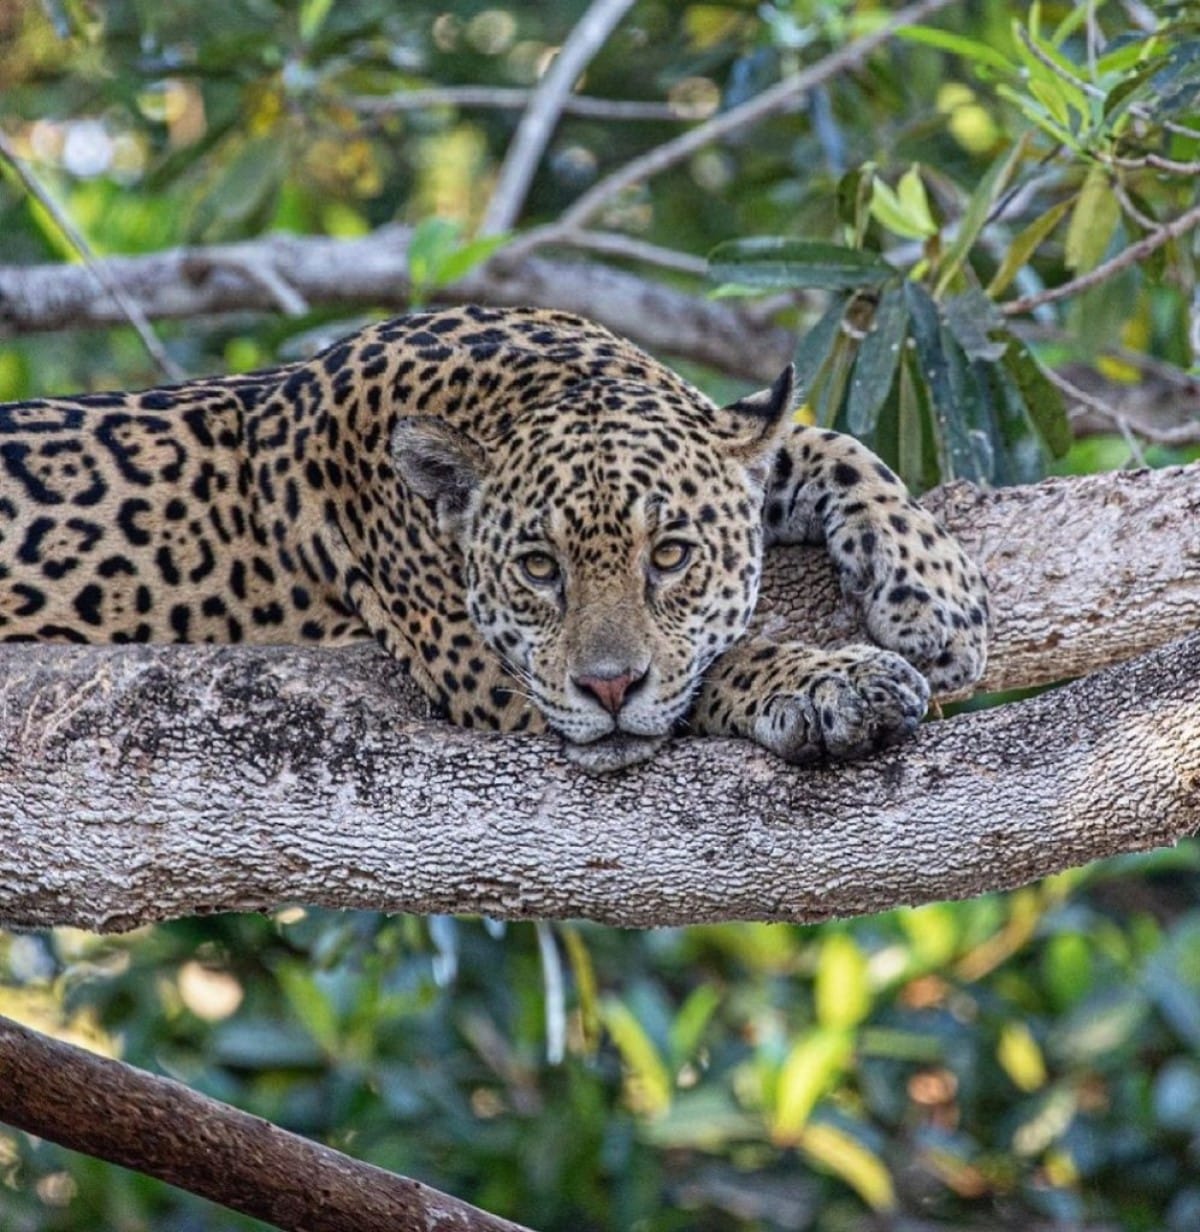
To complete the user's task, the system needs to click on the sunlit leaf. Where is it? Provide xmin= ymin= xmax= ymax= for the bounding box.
xmin=998 ymin=1021 xmax=1048 ymax=1092
xmin=870 ymin=173 xmax=937 ymax=240
xmin=561 ymin=924 xmax=601 ymax=1055
xmin=708 ymin=238 xmax=895 ymax=290
xmin=899 ymin=903 xmax=960 ymax=968
xmin=602 ymin=997 xmax=672 ymax=1117
xmin=798 ymin=1122 xmax=896 ymax=1210
xmin=815 ymin=933 xmax=872 ymax=1030
xmin=772 ymin=1028 xmax=853 ymax=1142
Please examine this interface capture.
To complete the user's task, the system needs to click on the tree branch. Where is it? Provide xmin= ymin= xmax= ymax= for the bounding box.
xmin=1 ymin=463 xmax=1196 ymax=935
xmin=0 ymin=1013 xmax=533 ymax=1232
xmin=479 ymin=0 xmax=638 ymax=236
xmin=352 ymin=86 xmax=682 ymax=122
xmin=0 ymin=224 xmax=793 ymax=382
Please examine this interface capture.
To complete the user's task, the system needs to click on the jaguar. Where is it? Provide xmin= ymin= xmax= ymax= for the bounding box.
xmin=0 ymin=304 xmax=988 ymax=772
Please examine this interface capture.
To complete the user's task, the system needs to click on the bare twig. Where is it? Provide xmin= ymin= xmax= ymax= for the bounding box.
xmin=0 ymin=131 xmax=184 ymax=381
xmin=353 ymin=86 xmax=681 ymax=122
xmin=1001 ymin=199 xmax=1200 ymax=316
xmin=1108 ymin=152 xmax=1200 ymax=176
xmin=517 ymin=0 xmax=956 ymax=243
xmin=551 ymin=229 xmax=709 ymax=275
xmin=0 ymin=1013 xmax=533 ymax=1232
xmin=479 ymin=0 xmax=638 ymax=236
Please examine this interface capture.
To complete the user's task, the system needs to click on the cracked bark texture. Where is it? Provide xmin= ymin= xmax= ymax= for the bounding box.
xmin=1 ymin=462 xmax=1197 ymax=934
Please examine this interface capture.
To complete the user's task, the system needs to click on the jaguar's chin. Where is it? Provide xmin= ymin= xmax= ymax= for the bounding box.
xmin=561 ymin=732 xmax=667 ymax=775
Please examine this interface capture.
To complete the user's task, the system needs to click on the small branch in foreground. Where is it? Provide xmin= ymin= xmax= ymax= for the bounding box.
xmin=1001 ymin=198 xmax=1200 ymax=316
xmin=479 ymin=0 xmax=637 ymax=236
xmin=0 ymin=131 xmax=184 ymax=382
xmin=0 ymin=1014 xmax=533 ymax=1232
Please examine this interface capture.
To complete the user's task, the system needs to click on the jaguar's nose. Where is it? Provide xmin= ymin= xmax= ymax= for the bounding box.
xmin=573 ymin=666 xmax=648 ymax=716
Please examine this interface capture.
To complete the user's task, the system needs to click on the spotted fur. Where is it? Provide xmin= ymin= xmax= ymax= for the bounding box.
xmin=0 ymin=306 xmax=988 ymax=772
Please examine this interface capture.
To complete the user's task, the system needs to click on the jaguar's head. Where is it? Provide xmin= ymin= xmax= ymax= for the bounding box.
xmin=393 ymin=368 xmax=793 ymax=771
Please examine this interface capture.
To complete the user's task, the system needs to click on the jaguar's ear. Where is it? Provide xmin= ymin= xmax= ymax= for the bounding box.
xmin=712 ymin=365 xmax=795 ymax=468
xmin=392 ymin=416 xmax=490 ymax=534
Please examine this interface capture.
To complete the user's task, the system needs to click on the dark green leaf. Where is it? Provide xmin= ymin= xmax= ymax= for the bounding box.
xmin=708 ymin=239 xmax=895 ymax=291
xmin=942 ymin=288 xmax=1007 ymax=362
xmin=793 ymin=295 xmax=849 ymax=408
xmin=1001 ymin=340 xmax=1072 ymax=458
xmin=846 ymin=282 xmax=907 ymax=436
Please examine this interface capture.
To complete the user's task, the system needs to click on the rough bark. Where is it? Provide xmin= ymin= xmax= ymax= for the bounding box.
xmin=0 ymin=226 xmax=792 ymax=382
xmin=0 ymin=463 xmax=1197 ymax=934
xmin=0 ymin=1013 xmax=532 ymax=1232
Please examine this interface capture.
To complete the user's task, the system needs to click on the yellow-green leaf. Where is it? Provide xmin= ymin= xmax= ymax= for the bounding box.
xmin=772 ymin=1028 xmax=853 ymax=1142
xmin=561 ymin=925 xmax=601 ymax=1054
xmin=871 ymin=174 xmax=937 ymax=240
xmin=798 ymin=1123 xmax=896 ymax=1210
xmin=1065 ymin=164 xmax=1119 ymax=273
xmin=602 ymin=998 xmax=672 ymax=1117
xmin=815 ymin=933 xmax=872 ymax=1030
xmin=900 ymin=903 xmax=960 ymax=968
xmin=987 ymin=196 xmax=1074 ymax=297
xmin=998 ymin=1021 xmax=1048 ymax=1092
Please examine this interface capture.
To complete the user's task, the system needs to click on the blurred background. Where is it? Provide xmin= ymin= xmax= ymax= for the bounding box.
xmin=1 ymin=1 xmax=1199 ymax=1229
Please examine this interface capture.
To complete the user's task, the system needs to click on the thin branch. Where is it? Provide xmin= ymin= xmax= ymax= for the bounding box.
xmin=0 ymin=131 xmax=184 ymax=382
xmin=523 ymin=0 xmax=956 ymax=242
xmin=1108 ymin=152 xmax=1200 ymax=175
xmin=550 ymin=229 xmax=709 ymax=275
xmin=1001 ymin=198 xmax=1200 ymax=316
xmin=0 ymin=1014 xmax=533 ymax=1232
xmin=479 ymin=0 xmax=638 ymax=237
xmin=352 ymin=86 xmax=681 ymax=122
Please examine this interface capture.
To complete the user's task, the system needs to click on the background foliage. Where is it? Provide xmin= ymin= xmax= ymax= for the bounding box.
xmin=1 ymin=1 xmax=1199 ymax=1229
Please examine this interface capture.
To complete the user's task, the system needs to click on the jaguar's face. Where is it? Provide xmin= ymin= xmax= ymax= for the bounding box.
xmin=393 ymin=370 xmax=794 ymax=770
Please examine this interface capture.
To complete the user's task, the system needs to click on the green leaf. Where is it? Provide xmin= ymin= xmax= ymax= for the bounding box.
xmin=299 ymin=0 xmax=334 ymax=42
xmin=942 ymin=288 xmax=1007 ymax=361
xmin=668 ymin=984 xmax=721 ymax=1067
xmin=897 ymin=350 xmax=928 ymax=491
xmin=836 ymin=163 xmax=877 ymax=248
xmin=798 ymin=1123 xmax=896 ymax=1212
xmin=815 ymin=933 xmax=872 ymax=1030
xmin=846 ymin=282 xmax=907 ymax=436
xmin=430 ymin=232 xmax=510 ymax=285
xmin=602 ymin=998 xmax=672 ymax=1117
xmin=997 ymin=1021 xmax=1048 ymax=1092
xmin=870 ymin=173 xmax=937 ymax=241
xmin=935 ymin=140 xmax=1026 ymax=296
xmin=986 ymin=196 xmax=1075 ymax=298
xmin=904 ymin=281 xmax=982 ymax=480
xmin=1064 ymin=164 xmax=1119 ymax=273
xmin=772 ymin=1028 xmax=853 ymax=1142
xmin=1001 ymin=339 xmax=1072 ymax=458
xmin=894 ymin=25 xmax=1016 ymax=74
xmin=708 ymin=238 xmax=895 ymax=291
xmin=793 ymin=296 xmax=849 ymax=409
xmin=561 ymin=924 xmax=601 ymax=1054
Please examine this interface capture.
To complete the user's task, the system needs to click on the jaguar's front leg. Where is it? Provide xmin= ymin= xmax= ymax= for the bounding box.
xmin=763 ymin=425 xmax=989 ymax=693
xmin=691 ymin=636 xmax=930 ymax=764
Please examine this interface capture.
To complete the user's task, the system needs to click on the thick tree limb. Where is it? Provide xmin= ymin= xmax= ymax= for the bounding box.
xmin=0 ymin=463 xmax=1196 ymax=935
xmin=0 ymin=225 xmax=792 ymax=382
xmin=0 ymin=1013 xmax=533 ymax=1232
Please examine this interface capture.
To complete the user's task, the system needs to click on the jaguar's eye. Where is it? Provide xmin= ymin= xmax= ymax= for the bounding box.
xmin=650 ymin=540 xmax=692 ymax=573
xmin=519 ymin=551 xmax=560 ymax=585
